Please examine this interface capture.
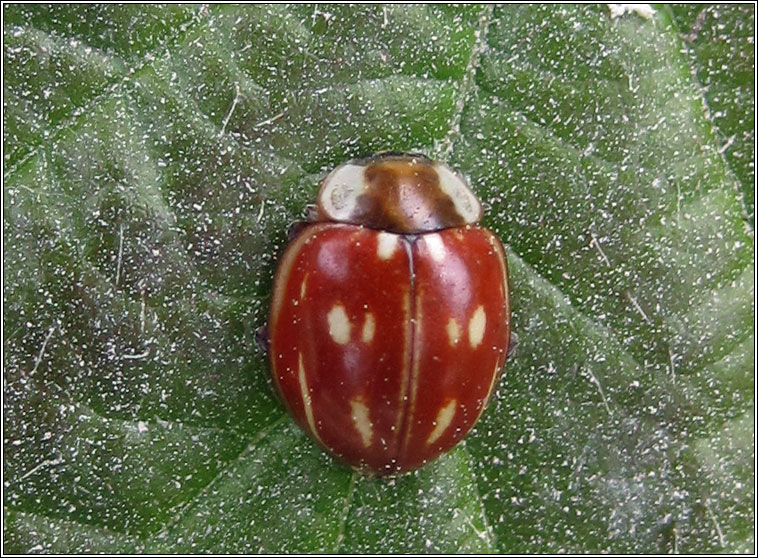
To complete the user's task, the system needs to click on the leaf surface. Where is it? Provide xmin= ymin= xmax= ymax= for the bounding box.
xmin=3 ymin=4 xmax=753 ymax=553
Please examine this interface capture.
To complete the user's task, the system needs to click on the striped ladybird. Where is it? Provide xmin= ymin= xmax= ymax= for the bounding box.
xmin=266 ymin=153 xmax=511 ymax=475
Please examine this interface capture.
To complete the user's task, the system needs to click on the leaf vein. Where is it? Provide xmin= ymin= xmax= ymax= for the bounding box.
xmin=332 ymin=471 xmax=358 ymax=552
xmin=436 ymin=5 xmax=494 ymax=159
xmin=150 ymin=413 xmax=289 ymax=539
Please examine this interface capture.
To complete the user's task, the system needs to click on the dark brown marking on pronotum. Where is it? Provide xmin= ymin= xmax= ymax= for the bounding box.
xmin=356 ymin=158 xmax=465 ymax=233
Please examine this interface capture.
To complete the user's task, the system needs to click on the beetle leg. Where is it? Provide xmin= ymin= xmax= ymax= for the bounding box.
xmin=286 ymin=220 xmax=310 ymax=241
xmin=286 ymin=205 xmax=320 ymax=241
xmin=506 ymin=331 xmax=518 ymax=360
xmin=255 ymin=325 xmax=270 ymax=354
xmin=304 ymin=203 xmax=319 ymax=221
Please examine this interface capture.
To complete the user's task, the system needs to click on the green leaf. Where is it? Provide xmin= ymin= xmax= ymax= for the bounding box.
xmin=667 ymin=4 xmax=756 ymax=226
xmin=3 ymin=4 xmax=753 ymax=553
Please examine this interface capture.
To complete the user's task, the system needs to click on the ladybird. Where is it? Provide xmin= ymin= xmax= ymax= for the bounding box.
xmin=266 ymin=152 xmax=511 ymax=475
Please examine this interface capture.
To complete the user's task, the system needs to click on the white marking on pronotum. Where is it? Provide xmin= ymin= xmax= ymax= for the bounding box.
xmin=362 ymin=313 xmax=376 ymax=344
xmin=468 ymin=306 xmax=486 ymax=349
xmin=446 ymin=317 xmax=461 ymax=346
xmin=376 ymin=232 xmax=398 ymax=260
xmin=427 ymin=399 xmax=457 ymax=445
xmin=350 ymin=396 xmax=373 ymax=447
xmin=298 ymin=352 xmax=322 ymax=442
xmin=318 ymin=164 xmax=365 ymax=221
xmin=327 ymin=303 xmax=352 ymax=344
xmin=434 ymin=163 xmax=482 ymax=224
xmin=424 ymin=233 xmax=446 ymax=262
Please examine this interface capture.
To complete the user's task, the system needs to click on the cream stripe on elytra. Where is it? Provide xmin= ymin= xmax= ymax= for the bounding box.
xmin=497 ymin=235 xmax=511 ymax=347
xmin=473 ymin=357 xmax=503 ymax=430
xmin=402 ymin=286 xmax=424 ymax=452
xmin=300 ymin=273 xmax=308 ymax=300
xmin=427 ymin=399 xmax=457 ymax=446
xmin=269 ymin=226 xmax=323 ymax=335
xmin=473 ymin=232 xmax=509 ymax=426
xmin=298 ymin=352 xmax=322 ymax=443
xmin=394 ymin=241 xmax=414 ymax=444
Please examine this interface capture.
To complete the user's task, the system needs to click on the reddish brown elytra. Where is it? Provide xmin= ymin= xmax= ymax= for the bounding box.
xmin=267 ymin=153 xmax=511 ymax=475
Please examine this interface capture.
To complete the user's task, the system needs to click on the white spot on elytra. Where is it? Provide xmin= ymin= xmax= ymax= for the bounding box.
xmin=427 ymin=399 xmax=457 ymax=445
xmin=298 ymin=353 xmax=322 ymax=442
xmin=327 ymin=303 xmax=351 ymax=344
xmin=446 ymin=317 xmax=461 ymax=346
xmin=468 ymin=305 xmax=486 ymax=348
xmin=376 ymin=232 xmax=398 ymax=260
xmin=362 ymin=313 xmax=376 ymax=343
xmin=350 ymin=396 xmax=373 ymax=447
xmin=424 ymin=233 xmax=446 ymax=262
